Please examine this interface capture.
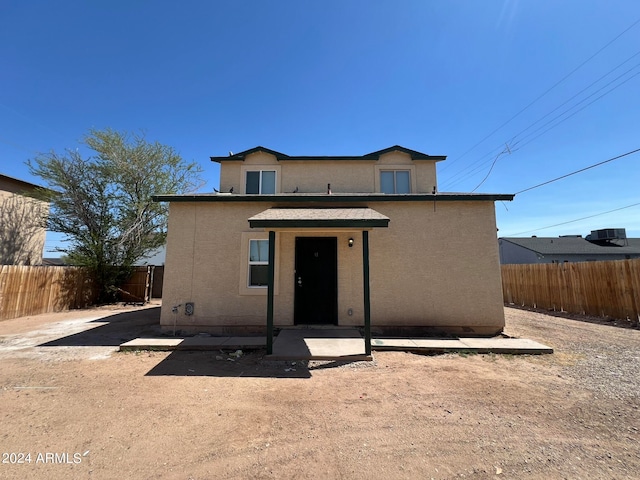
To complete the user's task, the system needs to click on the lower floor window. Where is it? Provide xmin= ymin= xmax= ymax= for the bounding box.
xmin=248 ymin=239 xmax=269 ymax=286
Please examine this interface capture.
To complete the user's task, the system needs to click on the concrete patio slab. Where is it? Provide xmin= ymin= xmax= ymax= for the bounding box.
xmin=179 ymin=336 xmax=265 ymax=350
xmin=412 ymin=339 xmax=469 ymax=349
xmin=120 ymin=338 xmax=184 ymax=351
xmin=268 ymin=328 xmax=372 ymax=361
xmin=119 ymin=332 xmax=552 ymax=357
xmin=372 ymin=337 xmax=553 ymax=354
xmin=371 ymin=338 xmax=418 ymax=348
xmin=372 ymin=338 xmax=468 ymax=350
xmin=459 ymin=337 xmax=553 ymax=354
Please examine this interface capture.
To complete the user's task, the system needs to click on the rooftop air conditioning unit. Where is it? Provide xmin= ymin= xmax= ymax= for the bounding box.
xmin=589 ymin=228 xmax=627 ymax=241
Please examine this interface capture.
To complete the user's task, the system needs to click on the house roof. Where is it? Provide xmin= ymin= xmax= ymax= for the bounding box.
xmin=154 ymin=192 xmax=515 ymax=203
xmin=42 ymin=258 xmax=67 ymax=266
xmin=0 ymin=173 xmax=45 ymax=191
xmin=500 ymin=237 xmax=640 ymax=256
xmin=210 ymin=145 xmax=447 ymax=163
xmin=248 ymin=207 xmax=390 ymax=228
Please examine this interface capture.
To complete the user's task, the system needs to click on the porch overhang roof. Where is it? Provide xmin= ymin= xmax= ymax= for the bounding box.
xmin=248 ymin=208 xmax=390 ymax=229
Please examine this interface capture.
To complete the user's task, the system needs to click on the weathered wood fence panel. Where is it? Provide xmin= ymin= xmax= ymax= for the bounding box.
xmin=151 ymin=266 xmax=164 ymax=299
xmin=502 ymin=259 xmax=640 ymax=320
xmin=0 ymin=265 xmax=97 ymax=320
xmin=118 ymin=266 xmax=156 ymax=302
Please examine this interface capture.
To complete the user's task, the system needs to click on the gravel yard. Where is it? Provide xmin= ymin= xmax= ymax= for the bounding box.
xmin=0 ymin=304 xmax=638 ymax=479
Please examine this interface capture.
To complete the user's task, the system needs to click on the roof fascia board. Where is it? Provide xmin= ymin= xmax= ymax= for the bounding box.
xmin=153 ymin=193 xmax=515 ymax=203
xmin=0 ymin=174 xmax=47 ymax=191
xmin=211 ymin=145 xmax=447 ymax=163
xmin=363 ymin=145 xmax=447 ymax=161
xmin=211 ymin=146 xmax=290 ymax=163
xmin=249 ymin=218 xmax=390 ymax=228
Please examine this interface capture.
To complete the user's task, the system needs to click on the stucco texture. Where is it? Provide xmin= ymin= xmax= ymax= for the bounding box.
xmin=219 ymin=151 xmax=438 ymax=195
xmin=0 ymin=178 xmax=48 ymax=265
xmin=160 ymin=199 xmax=504 ymax=336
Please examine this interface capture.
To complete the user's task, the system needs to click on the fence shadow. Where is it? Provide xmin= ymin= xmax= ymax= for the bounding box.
xmin=145 ymin=350 xmax=312 ymax=379
xmin=39 ymin=306 xmax=161 ymax=347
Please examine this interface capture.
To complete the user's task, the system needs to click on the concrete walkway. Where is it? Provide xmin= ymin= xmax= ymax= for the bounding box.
xmin=120 ymin=328 xmax=553 ymax=360
xmin=269 ymin=328 xmax=372 ymax=361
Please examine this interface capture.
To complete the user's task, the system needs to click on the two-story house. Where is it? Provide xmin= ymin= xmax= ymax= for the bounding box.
xmin=153 ymin=146 xmax=513 ymax=350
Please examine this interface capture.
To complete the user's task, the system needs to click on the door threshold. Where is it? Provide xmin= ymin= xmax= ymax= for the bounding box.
xmin=289 ymin=324 xmax=348 ymax=329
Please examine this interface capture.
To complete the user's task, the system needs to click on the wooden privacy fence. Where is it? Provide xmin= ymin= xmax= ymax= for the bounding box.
xmin=502 ymin=259 xmax=640 ymax=320
xmin=0 ymin=265 xmax=97 ymax=321
xmin=0 ymin=265 xmax=164 ymax=321
xmin=118 ymin=265 xmax=164 ymax=303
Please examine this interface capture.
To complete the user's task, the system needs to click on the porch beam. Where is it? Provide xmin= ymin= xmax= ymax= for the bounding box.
xmin=362 ymin=230 xmax=372 ymax=355
xmin=267 ymin=230 xmax=276 ymax=355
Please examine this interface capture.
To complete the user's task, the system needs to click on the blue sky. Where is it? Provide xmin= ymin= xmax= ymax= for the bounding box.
xmin=1 ymin=1 xmax=639 ymax=256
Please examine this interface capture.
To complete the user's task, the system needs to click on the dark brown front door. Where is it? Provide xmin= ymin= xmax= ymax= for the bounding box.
xmin=294 ymin=237 xmax=338 ymax=325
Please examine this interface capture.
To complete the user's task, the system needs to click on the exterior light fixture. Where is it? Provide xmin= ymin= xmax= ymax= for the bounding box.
xmin=348 ymin=238 xmax=354 ymax=248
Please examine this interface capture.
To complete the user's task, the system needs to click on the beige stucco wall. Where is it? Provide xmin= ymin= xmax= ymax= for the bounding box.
xmin=367 ymin=201 xmax=504 ymax=334
xmin=0 ymin=178 xmax=48 ymax=265
xmin=161 ymin=200 xmax=366 ymax=332
xmin=218 ymin=151 xmax=438 ymax=194
xmin=160 ymin=199 xmax=504 ymax=335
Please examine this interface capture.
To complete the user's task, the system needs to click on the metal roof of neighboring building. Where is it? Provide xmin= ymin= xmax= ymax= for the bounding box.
xmin=500 ymin=237 xmax=640 ymax=256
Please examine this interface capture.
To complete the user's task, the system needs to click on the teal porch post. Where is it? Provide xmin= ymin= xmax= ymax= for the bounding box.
xmin=362 ymin=230 xmax=372 ymax=355
xmin=267 ymin=230 xmax=276 ymax=355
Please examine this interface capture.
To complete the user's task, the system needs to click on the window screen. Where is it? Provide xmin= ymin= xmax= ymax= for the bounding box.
xmin=380 ymin=170 xmax=410 ymax=193
xmin=248 ymin=239 xmax=269 ymax=287
xmin=246 ymin=171 xmax=276 ymax=194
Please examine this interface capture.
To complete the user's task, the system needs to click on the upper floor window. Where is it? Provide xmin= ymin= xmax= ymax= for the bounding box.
xmin=380 ymin=170 xmax=410 ymax=194
xmin=246 ymin=170 xmax=276 ymax=194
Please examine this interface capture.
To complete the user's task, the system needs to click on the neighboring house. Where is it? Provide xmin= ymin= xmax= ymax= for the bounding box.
xmin=499 ymin=229 xmax=640 ymax=264
xmin=133 ymin=245 xmax=166 ymax=299
xmin=0 ymin=174 xmax=49 ymax=265
xmin=135 ymin=245 xmax=166 ymax=266
xmin=42 ymin=257 xmax=67 ymax=266
xmin=154 ymin=145 xmax=514 ymax=346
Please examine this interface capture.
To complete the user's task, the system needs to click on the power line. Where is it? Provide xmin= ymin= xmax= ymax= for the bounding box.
xmin=505 ymin=51 xmax=640 ymax=145
xmin=514 ymin=148 xmax=640 ymax=195
xmin=503 ymin=202 xmax=640 ymax=237
xmin=440 ymin=16 xmax=640 ymax=173
xmin=514 ymin=71 xmax=640 ymax=151
xmin=440 ymin=144 xmax=507 ymax=190
xmin=442 ymin=57 xmax=640 ymax=190
xmin=470 ymin=144 xmax=512 ymax=192
xmin=0 ymin=135 xmax=38 ymax=154
xmin=443 ymin=70 xmax=640 ymax=190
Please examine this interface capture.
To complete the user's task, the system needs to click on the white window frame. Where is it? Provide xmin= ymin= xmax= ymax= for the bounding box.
xmin=245 ymin=170 xmax=276 ymax=194
xmin=379 ymin=169 xmax=412 ymax=194
xmin=248 ymin=239 xmax=269 ymax=288
xmin=239 ymin=232 xmax=279 ymax=295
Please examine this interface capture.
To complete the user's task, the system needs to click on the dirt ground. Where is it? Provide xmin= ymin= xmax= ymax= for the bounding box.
xmin=0 ymin=302 xmax=638 ymax=480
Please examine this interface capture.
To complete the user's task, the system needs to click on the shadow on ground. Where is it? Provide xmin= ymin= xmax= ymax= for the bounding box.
xmin=38 ymin=306 xmax=162 ymax=347
xmin=144 ymin=350 xmax=313 ymax=379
